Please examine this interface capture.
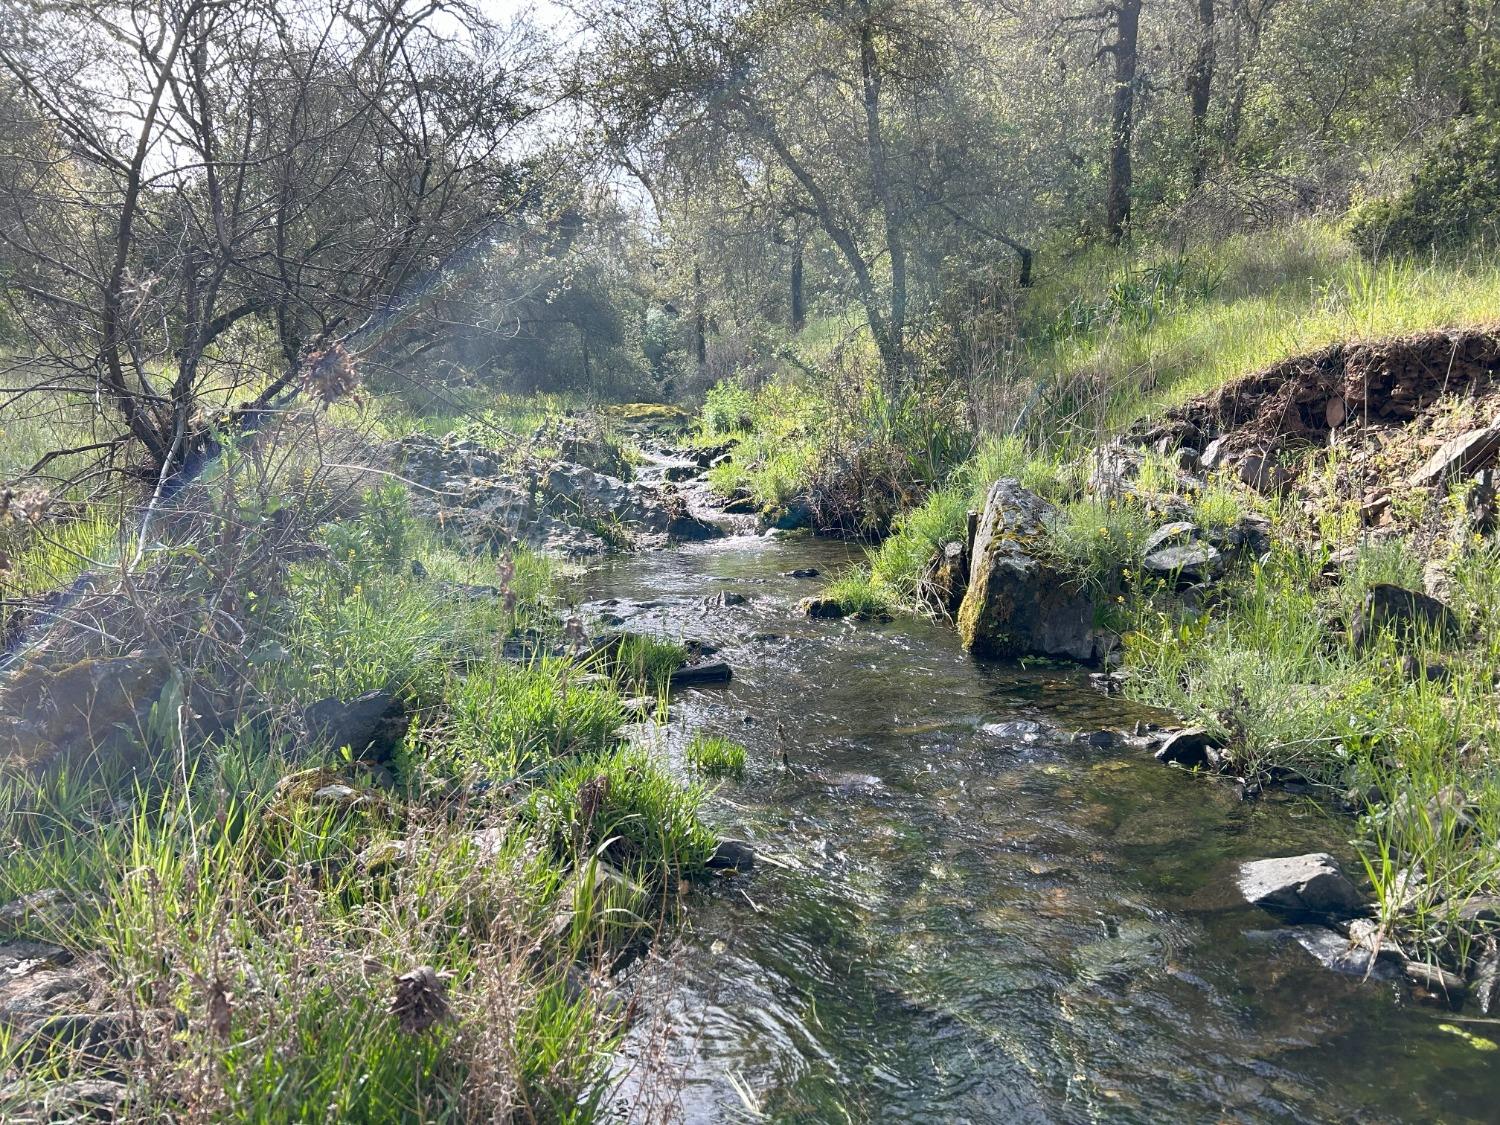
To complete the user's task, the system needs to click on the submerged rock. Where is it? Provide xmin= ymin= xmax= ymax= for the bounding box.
xmin=706 ymin=838 xmax=756 ymax=873
xmin=799 ymin=597 xmax=847 ymax=620
xmin=1237 ymin=853 xmax=1366 ymax=921
xmin=669 ymin=661 xmax=733 ymax=688
xmin=1287 ymin=926 xmax=1400 ymax=980
xmin=956 ymin=480 xmax=1105 ymax=663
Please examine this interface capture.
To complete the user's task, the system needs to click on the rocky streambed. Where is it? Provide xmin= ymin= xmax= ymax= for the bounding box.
xmin=574 ymin=508 xmax=1500 ymax=1121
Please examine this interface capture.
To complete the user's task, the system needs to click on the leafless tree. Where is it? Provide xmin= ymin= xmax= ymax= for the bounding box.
xmin=0 ymin=0 xmax=547 ymax=485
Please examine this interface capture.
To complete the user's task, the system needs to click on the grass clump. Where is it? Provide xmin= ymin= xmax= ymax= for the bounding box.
xmin=686 ymin=733 xmax=748 ymax=778
xmin=527 ymin=746 xmax=718 ymax=881
xmin=427 ymin=660 xmax=625 ymax=782
xmin=825 ymin=566 xmax=894 ymax=619
xmin=595 ymin=633 xmax=688 ymax=693
xmin=1041 ymin=497 xmax=1155 ymax=591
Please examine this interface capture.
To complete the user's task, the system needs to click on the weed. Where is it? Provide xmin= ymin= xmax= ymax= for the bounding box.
xmin=686 ymin=733 xmax=748 ymax=778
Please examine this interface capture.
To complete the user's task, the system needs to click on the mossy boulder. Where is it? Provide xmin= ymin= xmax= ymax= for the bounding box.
xmin=956 ymin=480 xmax=1105 ymax=663
xmin=0 ymin=650 xmax=173 ymax=769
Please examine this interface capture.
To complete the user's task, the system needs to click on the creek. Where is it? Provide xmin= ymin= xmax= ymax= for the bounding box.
xmin=579 ymin=524 xmax=1500 ymax=1123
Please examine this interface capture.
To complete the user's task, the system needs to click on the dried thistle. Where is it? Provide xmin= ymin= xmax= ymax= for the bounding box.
xmin=392 ymin=965 xmax=451 ymax=1034
xmin=302 ymin=341 xmax=362 ymax=407
xmin=206 ymin=977 xmax=233 ymax=1042
xmin=0 ymin=486 xmax=50 ymax=525
xmin=575 ymin=773 xmax=610 ymax=833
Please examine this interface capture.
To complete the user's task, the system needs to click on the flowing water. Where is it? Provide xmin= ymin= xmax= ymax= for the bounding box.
xmin=580 ymin=527 xmax=1500 ymax=1124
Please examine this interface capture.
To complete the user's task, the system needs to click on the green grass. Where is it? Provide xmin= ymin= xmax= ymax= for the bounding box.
xmin=526 ymin=746 xmax=718 ymax=882
xmin=0 ymin=478 xmax=726 ymax=1118
xmin=685 ymin=733 xmax=747 ymax=779
xmin=593 ymin=634 xmax=688 ymax=694
xmin=824 ymin=566 xmax=894 ymax=619
xmin=1020 ymin=219 xmax=1500 ymax=438
xmin=1123 ymin=529 xmax=1500 ymax=972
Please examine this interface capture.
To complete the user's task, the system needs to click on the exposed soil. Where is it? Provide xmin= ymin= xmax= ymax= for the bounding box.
xmin=1136 ymin=327 xmax=1500 ymax=540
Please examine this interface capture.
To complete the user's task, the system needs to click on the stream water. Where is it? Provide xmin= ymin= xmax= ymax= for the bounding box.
xmin=580 ymin=527 xmax=1500 ymax=1123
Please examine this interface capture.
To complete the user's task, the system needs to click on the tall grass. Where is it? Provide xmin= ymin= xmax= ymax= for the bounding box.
xmin=1022 ymin=220 xmax=1500 ymax=435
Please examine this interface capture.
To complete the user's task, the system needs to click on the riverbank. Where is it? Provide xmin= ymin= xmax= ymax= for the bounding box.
xmin=0 ymin=408 xmax=750 ymax=1118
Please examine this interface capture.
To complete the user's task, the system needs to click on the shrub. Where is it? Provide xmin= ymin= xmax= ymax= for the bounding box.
xmin=1350 ymin=117 xmax=1500 ymax=256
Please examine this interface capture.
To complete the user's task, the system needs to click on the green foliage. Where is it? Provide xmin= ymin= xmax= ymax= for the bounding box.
xmin=869 ymin=484 xmax=969 ymax=600
xmin=432 ymin=660 xmax=625 ymax=781
xmin=686 ymin=733 xmax=747 ymax=778
xmin=1124 ymin=536 xmax=1500 ymax=967
xmin=1350 ymin=117 xmax=1500 ymax=256
xmin=598 ymin=634 xmax=688 ymax=693
xmin=1041 ymin=497 xmax=1155 ymax=590
xmin=1021 ymin=220 xmax=1500 ymax=439
xmin=825 ymin=566 xmax=894 ymax=618
xmin=526 ymin=747 xmax=718 ymax=881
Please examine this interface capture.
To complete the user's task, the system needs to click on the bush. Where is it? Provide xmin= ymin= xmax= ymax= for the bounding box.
xmin=1350 ymin=117 xmax=1500 ymax=256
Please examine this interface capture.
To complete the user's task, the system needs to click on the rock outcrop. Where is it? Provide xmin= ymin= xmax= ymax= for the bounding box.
xmin=956 ymin=480 xmax=1105 ymax=662
xmin=394 ymin=434 xmax=721 ymax=556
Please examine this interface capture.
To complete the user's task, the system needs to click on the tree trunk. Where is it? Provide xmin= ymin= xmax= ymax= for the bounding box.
xmin=790 ymin=241 xmax=805 ymax=331
xmin=858 ymin=2 xmax=907 ymax=393
xmin=1189 ymin=0 xmax=1215 ymax=187
xmin=1105 ymin=0 xmax=1142 ymax=243
xmin=693 ymin=262 xmax=707 ymax=371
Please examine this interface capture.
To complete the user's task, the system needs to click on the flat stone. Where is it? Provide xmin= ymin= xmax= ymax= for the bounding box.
xmin=1288 ymin=926 xmax=1399 ymax=979
xmin=1409 ymin=421 xmax=1500 ymax=488
xmin=1140 ymin=521 xmax=1204 ymax=557
xmin=1238 ymin=853 xmax=1367 ymax=920
xmin=783 ymin=568 xmax=820 ymax=578
xmin=1142 ymin=543 xmax=1224 ymax=584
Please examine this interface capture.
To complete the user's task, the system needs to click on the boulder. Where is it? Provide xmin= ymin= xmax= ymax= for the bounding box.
xmin=301 ymin=689 xmax=408 ymax=762
xmin=1237 ymin=853 xmax=1366 ymax=920
xmin=707 ymin=592 xmax=748 ymax=608
xmin=956 ymin=480 xmax=1105 ymax=663
xmin=0 ymin=650 xmax=173 ymax=769
xmin=663 ymin=463 xmax=700 ymax=483
xmin=769 ymin=502 xmax=813 ymax=531
xmin=782 ymin=568 xmax=820 ymax=579
xmin=1350 ymin=583 xmax=1461 ymax=649
xmin=1152 ymin=727 xmax=1225 ymax=768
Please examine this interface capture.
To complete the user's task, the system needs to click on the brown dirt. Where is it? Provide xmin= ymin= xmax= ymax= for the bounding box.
xmin=1141 ymin=327 xmax=1500 ymax=453
xmin=1135 ymin=327 xmax=1500 ymax=543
